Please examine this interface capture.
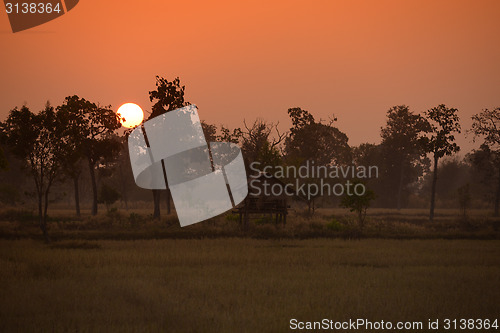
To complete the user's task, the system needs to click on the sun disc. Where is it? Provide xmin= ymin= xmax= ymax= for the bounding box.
xmin=117 ymin=103 xmax=144 ymax=128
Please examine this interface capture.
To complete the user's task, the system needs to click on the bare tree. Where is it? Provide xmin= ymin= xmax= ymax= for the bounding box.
xmin=241 ymin=118 xmax=286 ymax=168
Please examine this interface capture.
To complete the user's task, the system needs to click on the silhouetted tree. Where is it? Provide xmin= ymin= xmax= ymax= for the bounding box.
xmin=241 ymin=119 xmax=284 ymax=170
xmin=351 ymin=143 xmax=385 ymax=206
xmin=285 ymin=107 xmax=351 ymax=213
xmin=200 ymin=121 xmax=242 ymax=144
xmin=112 ymin=140 xmax=135 ymax=210
xmin=0 ymin=146 xmax=26 ymax=206
xmin=457 ymin=183 xmax=471 ymax=219
xmin=340 ymin=180 xmax=376 ymax=229
xmin=420 ymin=156 xmax=472 ymax=208
xmin=0 ymin=147 xmax=7 ymax=170
xmin=57 ymin=95 xmax=122 ymax=216
xmin=56 ymin=109 xmax=85 ymax=217
xmin=0 ymin=104 xmax=63 ymax=241
xmin=98 ymin=183 xmax=121 ymax=212
xmin=352 ymin=143 xmax=381 ymax=166
xmin=148 ymin=76 xmax=189 ymax=218
xmin=285 ymin=108 xmax=351 ymax=165
xmin=468 ymin=144 xmax=500 ymax=216
xmin=470 ymin=107 xmax=500 ymax=216
xmin=425 ymin=104 xmax=461 ymax=221
xmin=201 ymin=120 xmax=218 ymax=142
xmin=380 ymin=105 xmax=430 ymax=209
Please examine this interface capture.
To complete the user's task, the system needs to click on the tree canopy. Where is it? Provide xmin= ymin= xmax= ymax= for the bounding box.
xmin=379 ymin=105 xmax=430 ymax=209
xmin=57 ymin=95 xmax=122 ymax=216
xmin=285 ymin=107 xmax=351 ymax=166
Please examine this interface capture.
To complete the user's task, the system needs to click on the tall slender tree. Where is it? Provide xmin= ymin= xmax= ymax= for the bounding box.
xmin=148 ymin=76 xmax=189 ymax=219
xmin=425 ymin=104 xmax=461 ymax=221
xmin=56 ymin=109 xmax=85 ymax=217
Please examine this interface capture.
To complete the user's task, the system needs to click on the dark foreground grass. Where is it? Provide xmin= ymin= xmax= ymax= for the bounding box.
xmin=0 ymin=239 xmax=499 ymax=332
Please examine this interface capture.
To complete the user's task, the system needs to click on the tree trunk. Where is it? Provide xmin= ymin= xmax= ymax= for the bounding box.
xmin=429 ymin=155 xmax=439 ymax=222
xmin=123 ymin=195 xmax=129 ymax=210
xmin=73 ymin=176 xmax=81 ymax=217
xmin=494 ymin=167 xmax=500 ymax=217
xmin=37 ymin=191 xmax=50 ymax=243
xmin=37 ymin=193 xmax=47 ymax=242
xmin=153 ymin=190 xmax=160 ymax=219
xmin=118 ymin=165 xmax=129 ymax=210
xmin=43 ymin=188 xmax=51 ymax=242
xmin=88 ymin=158 xmax=98 ymax=216
xmin=166 ymin=188 xmax=171 ymax=215
xmin=244 ymin=198 xmax=249 ymax=231
xmin=396 ymin=160 xmax=405 ymax=210
xmin=160 ymin=160 xmax=171 ymax=215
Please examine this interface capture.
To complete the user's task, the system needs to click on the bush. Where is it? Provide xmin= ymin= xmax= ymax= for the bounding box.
xmin=128 ymin=213 xmax=143 ymax=226
xmin=326 ymin=218 xmax=343 ymax=231
xmin=309 ymin=221 xmax=324 ymax=230
xmin=98 ymin=184 xmax=121 ymax=211
xmin=225 ymin=213 xmax=239 ymax=222
xmin=0 ymin=184 xmax=21 ymax=206
xmin=0 ymin=209 xmax=35 ymax=222
xmin=105 ymin=208 xmax=123 ymax=224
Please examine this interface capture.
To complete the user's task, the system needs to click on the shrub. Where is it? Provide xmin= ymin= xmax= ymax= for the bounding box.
xmin=0 ymin=184 xmax=21 ymax=205
xmin=326 ymin=218 xmax=343 ymax=231
xmin=98 ymin=184 xmax=121 ymax=211
xmin=0 ymin=209 xmax=35 ymax=222
xmin=128 ymin=213 xmax=143 ymax=226
xmin=225 ymin=213 xmax=240 ymax=222
xmin=340 ymin=180 xmax=376 ymax=228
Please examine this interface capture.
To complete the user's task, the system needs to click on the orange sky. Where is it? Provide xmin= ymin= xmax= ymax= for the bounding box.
xmin=1 ymin=0 xmax=499 ymax=153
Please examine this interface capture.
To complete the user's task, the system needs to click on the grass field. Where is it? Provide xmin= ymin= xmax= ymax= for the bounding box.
xmin=1 ymin=207 xmax=499 ymax=241
xmin=0 ymin=238 xmax=499 ymax=332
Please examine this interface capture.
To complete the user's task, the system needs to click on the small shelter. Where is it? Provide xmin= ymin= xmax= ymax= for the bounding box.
xmin=234 ymin=172 xmax=289 ymax=227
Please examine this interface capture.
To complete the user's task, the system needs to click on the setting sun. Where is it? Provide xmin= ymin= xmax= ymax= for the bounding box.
xmin=117 ymin=103 xmax=144 ymax=128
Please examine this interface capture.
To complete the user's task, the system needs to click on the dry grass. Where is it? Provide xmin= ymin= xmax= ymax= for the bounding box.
xmin=0 ymin=239 xmax=499 ymax=332
xmin=0 ymin=206 xmax=499 ymax=241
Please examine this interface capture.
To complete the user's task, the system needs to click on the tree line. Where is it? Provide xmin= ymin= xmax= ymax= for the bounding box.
xmin=1 ymin=76 xmax=499 ymax=240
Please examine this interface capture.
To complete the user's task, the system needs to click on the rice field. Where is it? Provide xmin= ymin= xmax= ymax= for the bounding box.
xmin=0 ymin=238 xmax=498 ymax=332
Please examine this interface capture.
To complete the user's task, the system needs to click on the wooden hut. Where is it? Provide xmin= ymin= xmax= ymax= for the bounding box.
xmin=234 ymin=172 xmax=289 ymax=227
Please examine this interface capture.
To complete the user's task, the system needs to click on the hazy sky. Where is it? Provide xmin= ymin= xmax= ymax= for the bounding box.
xmin=1 ymin=0 xmax=499 ymax=153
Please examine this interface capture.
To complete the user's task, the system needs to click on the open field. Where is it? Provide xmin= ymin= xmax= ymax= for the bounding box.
xmin=0 ymin=238 xmax=499 ymax=332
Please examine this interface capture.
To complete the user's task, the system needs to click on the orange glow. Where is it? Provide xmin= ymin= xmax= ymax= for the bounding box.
xmin=1 ymin=0 xmax=499 ymax=152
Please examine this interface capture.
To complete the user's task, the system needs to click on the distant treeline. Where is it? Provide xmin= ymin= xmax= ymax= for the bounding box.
xmin=0 ymin=76 xmax=499 ymax=240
